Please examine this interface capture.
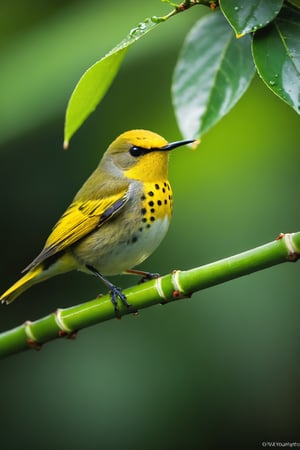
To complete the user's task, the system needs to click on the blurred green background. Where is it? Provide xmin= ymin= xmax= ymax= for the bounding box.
xmin=0 ymin=1 xmax=299 ymax=449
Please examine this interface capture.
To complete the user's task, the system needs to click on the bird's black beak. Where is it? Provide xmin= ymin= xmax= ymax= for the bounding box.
xmin=159 ymin=139 xmax=195 ymax=151
xmin=129 ymin=139 xmax=196 ymax=157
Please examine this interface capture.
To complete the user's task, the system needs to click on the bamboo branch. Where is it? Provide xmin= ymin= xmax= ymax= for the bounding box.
xmin=0 ymin=232 xmax=299 ymax=359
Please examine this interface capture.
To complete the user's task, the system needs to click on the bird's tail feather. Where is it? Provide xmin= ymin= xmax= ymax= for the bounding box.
xmin=0 ymin=266 xmax=43 ymax=305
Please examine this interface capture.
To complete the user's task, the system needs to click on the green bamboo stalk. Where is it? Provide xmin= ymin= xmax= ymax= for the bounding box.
xmin=0 ymin=232 xmax=299 ymax=358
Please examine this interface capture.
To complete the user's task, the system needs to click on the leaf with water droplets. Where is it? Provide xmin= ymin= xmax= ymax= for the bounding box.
xmin=64 ymin=16 xmax=164 ymax=148
xmin=172 ymin=11 xmax=255 ymax=139
xmin=220 ymin=0 xmax=283 ymax=36
xmin=252 ymin=5 xmax=300 ymax=114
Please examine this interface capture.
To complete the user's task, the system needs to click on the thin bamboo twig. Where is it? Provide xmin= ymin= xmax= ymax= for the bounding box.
xmin=0 ymin=232 xmax=299 ymax=358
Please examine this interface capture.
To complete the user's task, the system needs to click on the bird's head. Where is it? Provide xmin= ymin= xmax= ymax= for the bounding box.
xmin=102 ymin=129 xmax=194 ymax=181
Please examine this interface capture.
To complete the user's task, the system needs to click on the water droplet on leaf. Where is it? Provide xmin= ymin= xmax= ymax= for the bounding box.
xmin=129 ymin=21 xmax=147 ymax=38
xmin=150 ymin=15 xmax=162 ymax=24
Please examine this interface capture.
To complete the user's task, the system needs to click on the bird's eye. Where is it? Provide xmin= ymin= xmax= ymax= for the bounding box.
xmin=129 ymin=146 xmax=144 ymax=157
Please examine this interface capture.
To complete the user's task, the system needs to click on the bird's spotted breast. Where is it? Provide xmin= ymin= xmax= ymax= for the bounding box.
xmin=138 ymin=180 xmax=173 ymax=232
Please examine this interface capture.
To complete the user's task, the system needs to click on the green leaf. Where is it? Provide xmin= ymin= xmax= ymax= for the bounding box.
xmin=172 ymin=11 xmax=255 ymax=140
xmin=220 ymin=0 xmax=283 ymax=36
xmin=252 ymin=5 xmax=300 ymax=114
xmin=63 ymin=16 xmax=164 ymax=148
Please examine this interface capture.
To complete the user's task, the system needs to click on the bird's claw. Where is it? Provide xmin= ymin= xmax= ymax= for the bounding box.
xmin=138 ymin=272 xmax=160 ymax=284
xmin=109 ymin=286 xmax=131 ymax=314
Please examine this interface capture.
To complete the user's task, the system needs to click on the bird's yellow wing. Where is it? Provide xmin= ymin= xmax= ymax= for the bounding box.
xmin=23 ymin=190 xmax=128 ymax=272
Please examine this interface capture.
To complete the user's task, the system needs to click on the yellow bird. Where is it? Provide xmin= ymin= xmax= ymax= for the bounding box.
xmin=0 ymin=130 xmax=194 ymax=312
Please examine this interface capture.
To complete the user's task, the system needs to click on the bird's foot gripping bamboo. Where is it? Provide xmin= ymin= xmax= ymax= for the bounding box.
xmin=125 ymin=268 xmax=161 ymax=284
xmin=86 ymin=265 xmax=130 ymax=314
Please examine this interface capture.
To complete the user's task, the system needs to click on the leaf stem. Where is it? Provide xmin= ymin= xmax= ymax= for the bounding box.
xmin=162 ymin=0 xmax=218 ymax=18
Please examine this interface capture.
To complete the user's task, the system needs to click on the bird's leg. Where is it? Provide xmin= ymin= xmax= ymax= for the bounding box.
xmin=86 ymin=265 xmax=131 ymax=314
xmin=125 ymin=269 xmax=161 ymax=284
